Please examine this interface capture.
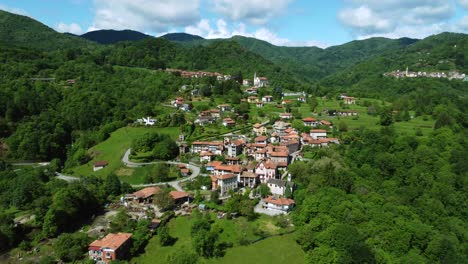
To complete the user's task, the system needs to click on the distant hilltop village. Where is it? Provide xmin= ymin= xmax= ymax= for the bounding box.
xmin=165 ymin=68 xmax=232 ymax=81
xmin=384 ymin=67 xmax=467 ymax=81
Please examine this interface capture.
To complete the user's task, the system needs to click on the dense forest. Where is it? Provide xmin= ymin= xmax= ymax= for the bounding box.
xmin=0 ymin=9 xmax=467 ymax=263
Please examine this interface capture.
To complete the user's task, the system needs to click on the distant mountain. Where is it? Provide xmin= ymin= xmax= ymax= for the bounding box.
xmin=81 ymin=29 xmax=152 ymax=44
xmin=161 ymin=33 xmax=204 ymax=42
xmin=0 ymin=10 xmax=95 ymax=51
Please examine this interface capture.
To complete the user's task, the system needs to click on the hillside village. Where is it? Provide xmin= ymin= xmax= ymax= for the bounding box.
xmin=82 ymin=72 xmax=349 ymax=263
xmin=1 ymin=6 xmax=467 ymax=264
xmin=384 ymin=67 xmax=467 ymax=81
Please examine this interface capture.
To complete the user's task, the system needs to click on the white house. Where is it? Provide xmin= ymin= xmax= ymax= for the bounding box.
xmin=343 ymin=96 xmax=356 ymax=104
xmin=263 ymin=196 xmax=295 ymax=213
xmin=310 ymin=129 xmax=327 ymax=140
xmin=93 ymin=161 xmax=108 ymax=172
xmin=262 ymin=95 xmax=273 ymax=102
xmin=267 ymin=179 xmax=292 ymax=196
xmin=302 ymin=117 xmax=318 ymax=127
xmin=222 ymin=118 xmax=236 ymax=127
xmin=253 ymin=73 xmax=269 ymax=87
xmin=211 ymin=174 xmax=238 ymax=196
xmin=200 ymin=151 xmax=215 ymax=162
xmin=136 ymin=117 xmax=156 ymax=126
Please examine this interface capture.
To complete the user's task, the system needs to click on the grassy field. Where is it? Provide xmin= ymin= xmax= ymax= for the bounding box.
xmin=288 ymin=97 xmax=434 ymax=136
xmin=201 ymin=233 xmax=305 ymax=264
xmin=115 ymin=164 xmax=181 ymax=185
xmin=69 ymin=126 xmax=180 ymax=178
xmin=131 ymin=214 xmax=304 ymax=264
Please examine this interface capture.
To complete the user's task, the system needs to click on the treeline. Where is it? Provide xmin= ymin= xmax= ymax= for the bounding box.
xmin=0 ymin=163 xmax=132 ymax=252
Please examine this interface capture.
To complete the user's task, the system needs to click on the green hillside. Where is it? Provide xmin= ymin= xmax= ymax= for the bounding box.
xmin=0 ymin=10 xmax=96 ymax=51
xmin=168 ymin=35 xmax=419 ymax=81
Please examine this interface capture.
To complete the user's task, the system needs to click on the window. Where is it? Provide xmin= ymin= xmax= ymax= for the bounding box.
xmin=106 ymin=252 xmax=111 ymax=259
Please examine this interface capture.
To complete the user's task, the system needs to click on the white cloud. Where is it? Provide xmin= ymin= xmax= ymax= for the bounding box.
xmin=211 ymin=0 xmax=292 ymax=25
xmin=456 ymin=16 xmax=468 ymax=31
xmin=90 ymin=0 xmax=200 ymax=33
xmin=338 ymin=0 xmax=459 ymax=39
xmin=185 ymin=19 xmax=328 ymax=48
xmin=459 ymin=0 xmax=468 ymax=9
xmin=56 ymin=22 xmax=84 ymax=35
xmin=0 ymin=4 xmax=28 ymax=16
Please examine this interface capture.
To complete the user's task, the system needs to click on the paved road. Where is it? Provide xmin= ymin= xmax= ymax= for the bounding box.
xmin=53 ymin=149 xmax=202 ymax=191
xmin=122 ymin=149 xmax=201 ymax=191
xmin=56 ymin=172 xmax=80 ymax=182
xmin=9 ymin=162 xmax=50 ymax=167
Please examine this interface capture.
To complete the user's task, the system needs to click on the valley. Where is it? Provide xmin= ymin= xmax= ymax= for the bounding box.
xmin=0 ymin=8 xmax=467 ymax=264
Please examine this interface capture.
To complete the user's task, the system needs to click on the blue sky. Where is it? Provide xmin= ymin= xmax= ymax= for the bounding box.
xmin=0 ymin=0 xmax=467 ymax=47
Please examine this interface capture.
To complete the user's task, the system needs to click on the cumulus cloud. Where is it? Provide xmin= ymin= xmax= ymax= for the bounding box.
xmin=0 ymin=4 xmax=28 ymax=16
xmin=456 ymin=16 xmax=468 ymax=31
xmin=56 ymin=22 xmax=84 ymax=35
xmin=211 ymin=0 xmax=292 ymax=25
xmin=459 ymin=0 xmax=468 ymax=9
xmin=338 ymin=0 xmax=458 ymax=39
xmin=185 ymin=19 xmax=328 ymax=48
xmin=89 ymin=0 xmax=200 ymax=33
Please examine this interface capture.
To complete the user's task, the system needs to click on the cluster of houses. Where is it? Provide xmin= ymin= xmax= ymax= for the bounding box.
xmin=194 ymin=104 xmax=237 ymax=127
xmin=384 ymin=68 xmax=467 ymax=81
xmin=165 ymin=68 xmax=232 ymax=81
xmin=172 ymin=97 xmax=191 ymax=111
xmin=189 ymin=118 xmax=339 ymax=211
xmin=89 ymin=186 xmax=192 ymax=263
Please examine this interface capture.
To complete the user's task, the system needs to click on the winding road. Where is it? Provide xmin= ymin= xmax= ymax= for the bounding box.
xmin=55 ymin=149 xmax=202 ymax=191
xmin=122 ymin=149 xmax=201 ymax=191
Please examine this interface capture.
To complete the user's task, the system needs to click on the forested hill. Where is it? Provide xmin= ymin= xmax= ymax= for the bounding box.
xmin=81 ymin=29 xmax=153 ymax=44
xmin=103 ymin=38 xmax=302 ymax=89
xmin=320 ymin=32 xmax=468 ymax=95
xmin=168 ymin=35 xmax=420 ymax=81
xmin=161 ymin=32 xmax=204 ymax=42
xmin=0 ymin=10 xmax=95 ymax=51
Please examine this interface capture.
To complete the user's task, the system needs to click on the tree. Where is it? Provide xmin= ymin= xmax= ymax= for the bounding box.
xmin=159 ymin=225 xmax=175 ymax=246
xmin=210 ymin=190 xmax=220 ymax=204
xmin=258 ymin=184 xmax=271 ymax=198
xmin=105 ymin=173 xmax=122 ymax=197
xmin=284 ymin=183 xmax=293 ymax=198
xmin=380 ymin=108 xmax=394 ymax=126
xmin=53 ymin=232 xmax=89 ymax=262
xmin=337 ymin=120 xmax=348 ymax=132
xmin=154 ymin=189 xmax=175 ymax=211
xmin=308 ymin=97 xmax=318 ymax=112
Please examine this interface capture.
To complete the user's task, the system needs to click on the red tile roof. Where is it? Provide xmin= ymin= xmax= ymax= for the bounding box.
xmin=192 ymin=141 xmax=223 ymax=146
xmin=302 ymin=117 xmax=317 ymax=122
xmin=89 ymin=233 xmax=132 ymax=250
xmin=133 ymin=187 xmax=161 ymax=199
xmin=93 ymin=161 xmax=108 ymax=167
xmin=213 ymin=173 xmax=237 ymax=180
xmin=269 ymin=151 xmax=289 ymax=157
xmin=264 ymin=196 xmax=295 ymax=206
xmin=320 ymin=120 xmax=332 ymax=126
xmin=170 ymin=191 xmax=190 ymax=200
xmin=255 ymin=136 xmax=268 ymax=142
xmin=310 ymin=129 xmax=327 ymax=133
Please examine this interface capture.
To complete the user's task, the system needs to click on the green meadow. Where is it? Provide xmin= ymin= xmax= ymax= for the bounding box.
xmin=68 ymin=126 xmax=180 ymax=178
xmin=131 ymin=214 xmax=304 ymax=264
